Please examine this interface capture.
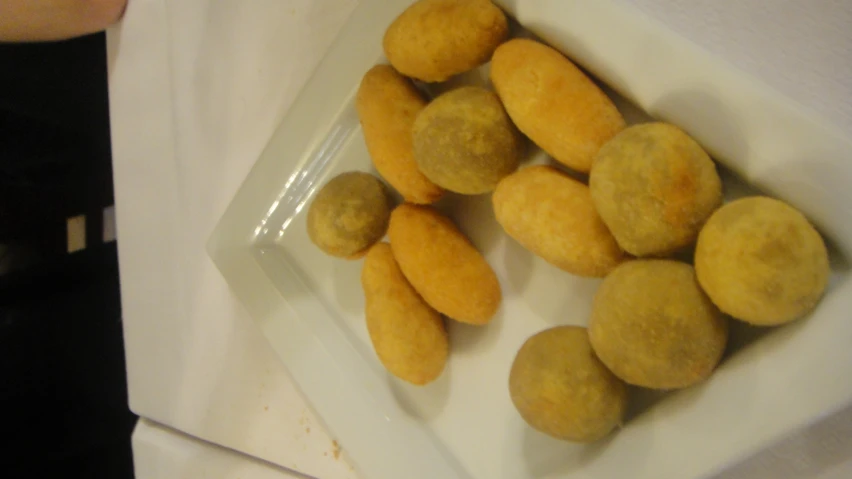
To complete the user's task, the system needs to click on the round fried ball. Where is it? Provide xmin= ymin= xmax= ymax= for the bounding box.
xmin=590 ymin=122 xmax=723 ymax=257
xmin=383 ymin=0 xmax=508 ymax=82
xmin=306 ymin=172 xmax=391 ymax=258
xmin=509 ymin=326 xmax=628 ymax=443
xmin=413 ymin=86 xmax=523 ymax=195
xmin=695 ymin=196 xmax=830 ymax=326
xmin=589 ymin=260 xmax=728 ymax=390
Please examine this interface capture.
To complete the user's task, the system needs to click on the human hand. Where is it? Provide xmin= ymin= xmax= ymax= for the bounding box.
xmin=0 ymin=0 xmax=127 ymax=42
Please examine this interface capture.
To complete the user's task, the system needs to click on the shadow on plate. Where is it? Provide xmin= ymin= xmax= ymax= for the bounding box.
xmin=622 ymin=316 xmax=767 ymax=426
xmin=385 ymin=360 xmax=451 ymax=421
xmin=521 ymin=419 xmax=645 ymax=478
xmin=420 ymin=66 xmax=493 ymax=98
xmin=502 ymin=237 xmax=535 ymax=296
xmin=332 ymin=257 xmax=365 ymax=316
xmin=504 ymin=244 xmax=601 ymax=327
xmin=619 ymin=288 xmax=849 ymax=427
xmin=437 ymin=191 xmax=505 ymax=256
xmin=448 ymin=303 xmax=506 ymax=355
xmin=621 ymin=366 xmax=755 ymax=439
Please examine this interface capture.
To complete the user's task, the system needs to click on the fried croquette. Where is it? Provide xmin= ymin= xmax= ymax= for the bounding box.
xmin=589 ymin=260 xmax=728 ymax=390
xmin=589 ymin=122 xmax=723 ymax=257
xmin=383 ymin=0 xmax=508 ymax=82
xmin=509 ymin=326 xmax=628 ymax=442
xmin=490 ymin=38 xmax=625 ymax=173
xmin=388 ymin=204 xmax=501 ymax=325
xmin=307 ymin=172 xmax=391 ymax=258
xmin=493 ymin=165 xmax=624 ymax=277
xmin=356 ymin=65 xmax=444 ymax=204
xmin=412 ymin=86 xmax=523 ymax=195
xmin=362 ymin=243 xmax=448 ymax=385
xmin=695 ymin=196 xmax=830 ymax=326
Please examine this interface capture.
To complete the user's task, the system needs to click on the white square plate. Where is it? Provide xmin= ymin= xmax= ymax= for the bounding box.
xmin=207 ymin=1 xmax=852 ymax=478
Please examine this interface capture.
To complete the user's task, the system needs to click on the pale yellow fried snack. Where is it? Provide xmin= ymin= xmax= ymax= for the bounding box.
xmin=493 ymin=165 xmax=624 ymax=277
xmin=388 ymin=204 xmax=501 ymax=325
xmin=490 ymin=38 xmax=625 ymax=173
xmin=383 ymin=0 xmax=508 ymax=82
xmin=509 ymin=326 xmax=628 ymax=443
xmin=362 ymin=243 xmax=448 ymax=385
xmin=589 ymin=260 xmax=728 ymax=390
xmin=356 ymin=65 xmax=443 ymax=204
xmin=306 ymin=172 xmax=391 ymax=258
xmin=695 ymin=196 xmax=830 ymax=326
xmin=412 ymin=86 xmax=522 ymax=195
xmin=590 ymin=122 xmax=723 ymax=257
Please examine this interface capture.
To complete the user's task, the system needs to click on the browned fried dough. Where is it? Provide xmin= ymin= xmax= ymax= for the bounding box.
xmin=695 ymin=196 xmax=830 ymax=326
xmin=388 ymin=204 xmax=501 ymax=325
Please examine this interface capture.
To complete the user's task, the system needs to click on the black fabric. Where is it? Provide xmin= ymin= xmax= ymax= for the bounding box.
xmin=0 ymin=33 xmax=111 ymax=136
xmin=0 ymin=33 xmax=135 ymax=478
xmin=0 ymin=33 xmax=114 ymax=253
xmin=1 ymin=244 xmax=134 ymax=477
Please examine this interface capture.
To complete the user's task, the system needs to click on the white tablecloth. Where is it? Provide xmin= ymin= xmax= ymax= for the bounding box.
xmin=109 ymin=1 xmax=358 ymax=477
xmin=133 ymin=419 xmax=303 ymax=479
xmin=108 ymin=1 xmax=852 ymax=478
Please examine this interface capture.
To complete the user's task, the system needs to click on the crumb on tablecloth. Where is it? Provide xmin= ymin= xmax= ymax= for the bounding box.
xmin=332 ymin=439 xmax=341 ymax=460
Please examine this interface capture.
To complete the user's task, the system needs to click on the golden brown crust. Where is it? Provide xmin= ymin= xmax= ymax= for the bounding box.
xmin=388 ymin=204 xmax=501 ymax=325
xmin=412 ymin=86 xmax=522 ymax=195
xmin=509 ymin=326 xmax=628 ymax=443
xmin=589 ymin=122 xmax=723 ymax=257
xmin=589 ymin=260 xmax=728 ymax=390
xmin=694 ymin=196 xmax=830 ymax=326
xmin=356 ymin=65 xmax=444 ymax=204
xmin=490 ymin=38 xmax=625 ymax=173
xmin=361 ymin=243 xmax=448 ymax=385
xmin=344 ymin=248 xmax=370 ymax=261
xmin=383 ymin=0 xmax=508 ymax=82
xmin=306 ymin=172 xmax=391 ymax=258
xmin=493 ymin=165 xmax=624 ymax=277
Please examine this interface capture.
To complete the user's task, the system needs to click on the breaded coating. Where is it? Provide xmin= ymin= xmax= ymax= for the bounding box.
xmin=383 ymin=0 xmax=508 ymax=82
xmin=589 ymin=260 xmax=728 ymax=390
xmin=413 ymin=86 xmax=522 ymax=195
xmin=491 ymin=38 xmax=625 ymax=173
xmin=493 ymin=165 xmax=624 ymax=277
xmin=695 ymin=196 xmax=830 ymax=326
xmin=307 ymin=172 xmax=391 ymax=258
xmin=590 ymin=122 xmax=723 ymax=257
xmin=388 ymin=204 xmax=501 ymax=325
xmin=356 ymin=65 xmax=443 ymax=204
xmin=509 ymin=326 xmax=628 ymax=443
xmin=362 ymin=243 xmax=448 ymax=385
